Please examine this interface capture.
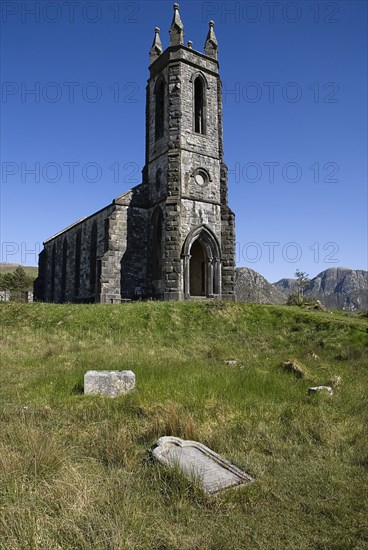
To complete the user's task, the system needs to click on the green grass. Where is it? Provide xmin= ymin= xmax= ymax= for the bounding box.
xmin=1 ymin=302 xmax=367 ymax=549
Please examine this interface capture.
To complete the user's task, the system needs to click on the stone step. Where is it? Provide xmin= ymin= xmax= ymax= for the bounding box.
xmin=188 ymin=296 xmax=214 ymax=301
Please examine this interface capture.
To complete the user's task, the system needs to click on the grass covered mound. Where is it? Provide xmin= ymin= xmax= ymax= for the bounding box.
xmin=1 ymin=302 xmax=367 ymax=549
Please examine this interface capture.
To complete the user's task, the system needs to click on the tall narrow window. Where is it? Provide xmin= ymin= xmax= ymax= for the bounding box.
xmin=90 ymin=220 xmax=98 ymax=292
xmin=104 ymin=218 xmax=109 ymax=252
xmin=155 ymin=168 xmax=162 ymax=192
xmin=61 ymin=237 xmax=68 ymax=302
xmin=50 ymin=243 xmax=56 ymax=301
xmin=75 ymin=228 xmax=82 ymax=297
xmin=155 ymin=78 xmax=165 ymax=141
xmin=194 ymin=77 xmax=205 ymax=134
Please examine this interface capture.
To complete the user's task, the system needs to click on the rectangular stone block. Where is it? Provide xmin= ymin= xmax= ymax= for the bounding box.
xmin=84 ymin=370 xmax=135 ymax=397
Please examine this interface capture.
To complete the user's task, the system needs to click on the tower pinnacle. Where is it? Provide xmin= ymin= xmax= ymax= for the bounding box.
xmin=149 ymin=27 xmax=163 ymax=64
xmin=169 ymin=3 xmax=184 ymax=46
xmin=204 ymin=20 xmax=218 ymax=59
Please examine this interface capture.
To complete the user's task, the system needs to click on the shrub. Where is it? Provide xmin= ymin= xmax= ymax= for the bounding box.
xmin=287 ymin=292 xmax=303 ymax=306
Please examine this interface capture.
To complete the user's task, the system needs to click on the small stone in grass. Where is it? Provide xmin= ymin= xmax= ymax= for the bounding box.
xmin=308 ymin=386 xmax=333 ymax=396
xmin=282 ymin=360 xmax=305 ymax=378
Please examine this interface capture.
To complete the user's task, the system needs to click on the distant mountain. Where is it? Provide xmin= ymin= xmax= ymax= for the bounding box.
xmin=236 ymin=267 xmax=286 ymax=305
xmin=273 ymin=278 xmax=298 ymax=296
xmin=305 ymin=268 xmax=367 ymax=311
xmin=274 ymin=268 xmax=368 ymax=311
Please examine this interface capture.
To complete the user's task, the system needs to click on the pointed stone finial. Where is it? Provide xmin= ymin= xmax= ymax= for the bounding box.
xmin=204 ymin=20 xmax=218 ymax=59
xmin=150 ymin=27 xmax=163 ymax=64
xmin=169 ymin=3 xmax=184 ymax=46
xmin=187 ymin=40 xmax=193 ymax=49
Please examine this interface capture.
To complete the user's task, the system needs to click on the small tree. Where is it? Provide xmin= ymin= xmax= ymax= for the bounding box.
xmin=287 ymin=292 xmax=302 ymax=306
xmin=12 ymin=266 xmax=28 ymax=290
xmin=0 ymin=272 xmax=15 ymax=290
xmin=295 ymin=270 xmax=309 ymax=304
xmin=0 ymin=266 xmax=34 ymax=301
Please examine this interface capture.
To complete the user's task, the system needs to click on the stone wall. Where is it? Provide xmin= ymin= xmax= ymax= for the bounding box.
xmin=0 ymin=290 xmax=34 ymax=303
xmin=0 ymin=290 xmax=11 ymax=302
xmin=35 ymin=184 xmax=157 ymax=303
xmin=39 ymin=203 xmax=115 ymax=303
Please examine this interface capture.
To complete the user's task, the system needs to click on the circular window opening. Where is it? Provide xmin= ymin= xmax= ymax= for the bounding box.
xmin=194 ymin=169 xmax=209 ymax=186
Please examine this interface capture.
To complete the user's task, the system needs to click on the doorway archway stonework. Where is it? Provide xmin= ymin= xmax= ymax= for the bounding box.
xmin=182 ymin=225 xmax=221 ymax=299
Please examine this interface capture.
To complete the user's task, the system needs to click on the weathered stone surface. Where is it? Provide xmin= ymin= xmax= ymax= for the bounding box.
xmin=84 ymin=370 xmax=135 ymax=397
xmin=152 ymin=436 xmax=254 ymax=494
xmin=308 ymin=386 xmax=333 ymax=396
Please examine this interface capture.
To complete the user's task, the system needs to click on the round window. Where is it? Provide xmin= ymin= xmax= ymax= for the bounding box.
xmin=194 ymin=169 xmax=208 ymax=186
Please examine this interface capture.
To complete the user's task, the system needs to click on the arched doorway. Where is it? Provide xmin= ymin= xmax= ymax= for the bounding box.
xmin=182 ymin=225 xmax=221 ymax=300
xmin=190 ymin=239 xmax=207 ymax=296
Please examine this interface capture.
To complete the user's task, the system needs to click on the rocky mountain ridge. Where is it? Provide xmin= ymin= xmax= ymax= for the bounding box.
xmin=235 ymin=268 xmax=286 ymax=305
xmin=300 ymin=268 xmax=367 ymax=311
xmin=237 ymin=267 xmax=367 ymax=311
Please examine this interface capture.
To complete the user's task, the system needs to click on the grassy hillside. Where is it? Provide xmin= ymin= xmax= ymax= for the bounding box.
xmin=1 ymin=302 xmax=367 ymax=549
xmin=0 ymin=263 xmax=38 ymax=278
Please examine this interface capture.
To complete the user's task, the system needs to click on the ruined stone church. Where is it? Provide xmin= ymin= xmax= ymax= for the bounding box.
xmin=35 ymin=4 xmax=236 ymax=303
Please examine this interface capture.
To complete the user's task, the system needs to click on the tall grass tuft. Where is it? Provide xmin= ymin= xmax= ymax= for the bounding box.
xmin=143 ymin=401 xmax=197 ymax=441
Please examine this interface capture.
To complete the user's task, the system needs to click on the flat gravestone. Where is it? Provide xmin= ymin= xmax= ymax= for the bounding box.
xmin=152 ymin=436 xmax=254 ymax=494
xmin=84 ymin=370 xmax=135 ymax=397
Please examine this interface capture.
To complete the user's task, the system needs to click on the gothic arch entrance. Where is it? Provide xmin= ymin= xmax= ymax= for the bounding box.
xmin=182 ymin=225 xmax=221 ymax=299
xmin=190 ymin=239 xmax=206 ymax=296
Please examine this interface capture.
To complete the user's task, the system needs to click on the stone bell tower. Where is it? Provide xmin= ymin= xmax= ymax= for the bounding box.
xmin=144 ymin=3 xmax=235 ymax=301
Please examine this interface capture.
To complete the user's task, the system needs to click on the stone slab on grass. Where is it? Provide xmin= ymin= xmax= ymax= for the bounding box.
xmin=152 ymin=436 xmax=254 ymax=495
xmin=84 ymin=370 xmax=135 ymax=397
xmin=308 ymin=385 xmax=333 ymax=396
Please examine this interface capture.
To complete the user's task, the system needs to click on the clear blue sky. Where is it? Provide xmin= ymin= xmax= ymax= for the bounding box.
xmin=1 ymin=0 xmax=367 ymax=282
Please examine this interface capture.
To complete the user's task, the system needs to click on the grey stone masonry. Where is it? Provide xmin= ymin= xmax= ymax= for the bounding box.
xmin=34 ymin=4 xmax=235 ymax=303
xmin=84 ymin=370 xmax=136 ymax=397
